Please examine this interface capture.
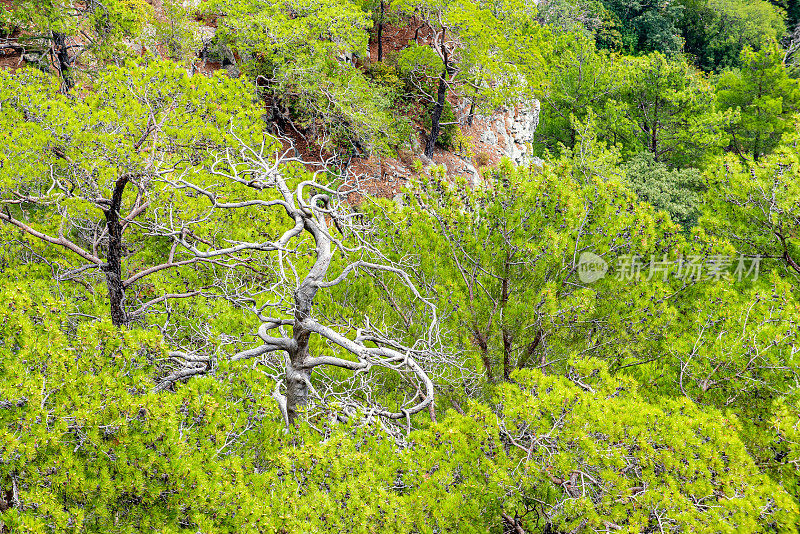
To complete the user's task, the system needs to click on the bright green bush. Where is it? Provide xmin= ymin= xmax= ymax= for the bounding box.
xmin=491 ymin=360 xmax=800 ymax=532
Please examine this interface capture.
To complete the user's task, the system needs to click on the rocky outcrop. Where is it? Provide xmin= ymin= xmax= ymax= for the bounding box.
xmin=478 ymin=101 xmax=541 ymax=166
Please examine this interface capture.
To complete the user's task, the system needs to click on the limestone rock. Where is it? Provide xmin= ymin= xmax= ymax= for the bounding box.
xmin=480 ymin=128 xmax=497 ymax=145
xmin=475 ymin=100 xmax=541 ymax=166
xmin=462 ymin=161 xmax=481 ymax=186
xmin=500 ymin=101 xmax=540 ymax=166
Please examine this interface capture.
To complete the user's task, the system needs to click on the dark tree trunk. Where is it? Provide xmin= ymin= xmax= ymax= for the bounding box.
xmin=501 ymin=511 xmax=527 ymax=534
xmin=425 ymin=70 xmax=448 ymax=158
xmin=467 ymin=98 xmax=475 ymax=127
xmin=753 ymin=133 xmax=761 ymax=160
xmin=500 ymin=251 xmax=512 ymax=381
xmin=51 ymin=31 xmax=73 ymax=92
xmin=377 ymin=1 xmax=384 ymax=62
xmin=785 ymin=249 xmax=800 ymax=274
xmin=103 ymin=176 xmax=129 ymax=327
xmin=649 ymin=97 xmax=659 ymax=160
xmin=516 ymin=329 xmax=542 ymax=370
xmin=502 ymin=328 xmax=513 ymax=381
xmin=472 ymin=327 xmax=494 ymax=382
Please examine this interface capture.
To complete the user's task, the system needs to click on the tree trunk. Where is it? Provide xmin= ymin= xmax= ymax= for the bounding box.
xmin=285 ymin=241 xmax=329 ymax=423
xmin=425 ymin=70 xmax=448 ymax=158
xmin=467 ymin=98 xmax=475 ymax=127
xmin=286 ymin=323 xmax=312 ymax=424
xmin=502 ymin=328 xmax=513 ymax=381
xmin=753 ymin=133 xmax=761 ymax=161
xmin=472 ymin=327 xmax=494 ymax=382
xmin=377 ymin=1 xmax=384 ymax=62
xmin=650 ymin=125 xmax=657 ymax=160
xmin=103 ymin=176 xmax=129 ymax=327
xmin=52 ymin=31 xmax=73 ymax=92
xmin=501 ymin=251 xmax=512 ymax=380
xmin=516 ymin=330 xmax=542 ymax=370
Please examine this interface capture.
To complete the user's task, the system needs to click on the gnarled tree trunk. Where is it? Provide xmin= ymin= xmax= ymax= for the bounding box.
xmin=52 ymin=31 xmax=73 ymax=92
xmin=425 ymin=71 xmax=448 ymax=158
xmin=224 ymin=144 xmax=439 ymax=428
xmin=102 ymin=176 xmax=129 ymax=327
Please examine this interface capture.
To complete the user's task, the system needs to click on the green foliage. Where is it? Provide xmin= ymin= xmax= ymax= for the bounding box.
xmin=772 ymin=396 xmax=800 ymax=509
xmin=0 ymin=61 xmax=270 ymax=330
xmin=396 ymin=43 xmax=443 ymax=96
xmin=623 ymin=151 xmax=703 ymax=229
xmin=93 ymin=0 xmax=153 ymax=40
xmin=645 ymin=273 xmax=800 ymax=408
xmin=677 ymin=0 xmax=786 ymax=71
xmin=594 ymin=0 xmax=784 ymax=67
xmin=0 ymin=281 xmax=248 ymax=532
xmin=536 ymin=0 xmax=624 ymax=50
xmin=534 ymin=33 xmax=621 ymax=153
xmin=0 ymin=60 xmax=263 ymax=225
xmin=366 ymin=59 xmax=405 ymax=98
xmin=394 ymin=0 xmax=545 ymax=151
xmin=370 ymin=158 xmax=680 ymax=384
xmin=0 ymin=281 xmax=499 ymax=532
xmin=717 ymin=40 xmax=800 ymax=160
xmin=597 ymin=0 xmax=684 ymax=54
xmin=209 ymin=0 xmax=371 ymax=59
xmin=3 ymin=277 xmax=795 ymax=532
xmin=0 ymin=60 xmax=259 ymax=179
xmin=10 ymin=0 xmax=146 ymax=39
xmin=2 ymin=3 xmax=800 ymax=531
xmin=497 ymin=360 xmax=799 ymax=532
xmin=6 ymin=0 xmax=198 ymax=86
xmin=148 ymin=0 xmax=204 ymax=60
xmin=535 ymin=36 xmax=732 ymax=167
xmin=608 ymin=52 xmax=733 ymax=167
xmin=702 ymin=129 xmax=800 ymax=276
xmin=206 ymin=0 xmax=407 ymax=154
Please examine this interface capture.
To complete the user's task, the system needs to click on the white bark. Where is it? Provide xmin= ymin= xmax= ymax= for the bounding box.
xmin=200 ymin=134 xmax=443 ymax=425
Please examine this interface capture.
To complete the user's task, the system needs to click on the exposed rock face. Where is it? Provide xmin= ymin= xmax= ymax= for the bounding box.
xmin=196 ymin=25 xmax=216 ymax=47
xmin=487 ymin=101 xmax=540 ymax=166
xmin=464 ymin=161 xmax=481 ymax=186
xmin=472 ymin=100 xmax=541 ymax=166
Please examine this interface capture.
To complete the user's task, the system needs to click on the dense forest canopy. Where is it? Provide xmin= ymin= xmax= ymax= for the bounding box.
xmin=1 ymin=0 xmax=800 ymax=532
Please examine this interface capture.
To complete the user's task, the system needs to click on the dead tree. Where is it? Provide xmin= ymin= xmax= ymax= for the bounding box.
xmin=0 ymin=62 xmax=448 ymax=424
xmin=160 ymin=133 xmax=445 ymax=425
